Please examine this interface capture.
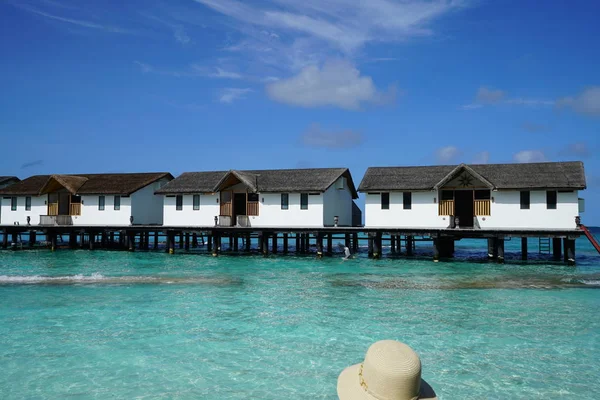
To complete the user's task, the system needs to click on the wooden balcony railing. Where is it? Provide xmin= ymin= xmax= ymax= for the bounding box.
xmin=439 ymin=200 xmax=454 ymax=216
xmin=70 ymin=203 xmax=82 ymax=216
xmin=48 ymin=203 xmax=58 ymax=216
xmin=40 ymin=215 xmax=73 ymax=226
xmin=474 ymin=199 xmax=491 ymax=216
xmin=247 ymin=201 xmax=259 ymax=216
xmin=220 ymin=202 xmax=232 ymax=216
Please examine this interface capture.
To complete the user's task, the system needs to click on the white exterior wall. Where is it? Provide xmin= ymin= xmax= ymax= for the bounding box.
xmin=250 ymin=193 xmax=323 ymax=227
xmin=477 ymin=190 xmax=579 ymax=229
xmin=72 ymin=195 xmax=132 ymax=226
xmin=163 ymin=194 xmax=220 ymax=226
xmin=364 ymin=189 xmax=580 ymax=230
xmin=0 ymin=195 xmax=47 ymax=225
xmin=365 ymin=191 xmax=448 ymax=228
xmin=323 ymin=177 xmax=353 ymax=226
xmin=131 ymin=179 xmax=169 ymax=225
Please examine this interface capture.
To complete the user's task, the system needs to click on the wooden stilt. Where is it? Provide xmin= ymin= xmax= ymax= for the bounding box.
xmin=345 ymin=233 xmax=351 ymax=250
xmin=233 ymin=234 xmax=239 ymax=252
xmin=212 ymin=233 xmax=219 ymax=256
xmin=352 ymin=233 xmax=359 ymax=253
xmin=29 ymin=231 xmax=36 ymax=248
xmin=2 ymin=230 xmax=8 ymax=249
xmin=192 ymin=233 xmax=198 ymax=248
xmin=89 ymin=232 xmax=95 ymax=250
xmin=368 ymin=234 xmax=374 ymax=258
xmin=127 ymin=232 xmax=135 ymax=252
xmin=153 ymin=232 xmax=158 ymax=250
xmin=316 ymin=233 xmax=323 ymax=258
xmin=487 ymin=238 xmax=495 ymax=259
xmin=179 ymin=233 xmax=184 ymax=249
xmin=374 ymin=232 xmax=382 ymax=259
xmin=521 ymin=237 xmax=528 ymax=261
xmin=207 ymin=234 xmax=212 ymax=252
xmin=80 ymin=232 xmax=85 ymax=249
xmin=326 ymin=233 xmax=333 ymax=256
xmin=109 ymin=232 xmax=115 ymax=249
xmin=272 ymin=233 xmax=277 ymax=254
xmin=563 ymin=238 xmax=568 ymax=263
xmin=566 ymin=239 xmax=576 ymax=265
xmin=432 ymin=238 xmax=439 ymax=262
xmin=497 ymin=238 xmax=505 ymax=263
xmin=296 ymin=234 xmax=302 ymax=253
xmin=185 ymin=233 xmax=190 ymax=251
xmin=390 ymin=234 xmax=396 ymax=253
xmin=406 ymin=236 xmax=414 ymax=256
xmin=552 ymin=238 xmax=562 ymax=260
xmin=245 ymin=233 xmax=251 ymax=252
xmin=283 ymin=233 xmax=289 ymax=254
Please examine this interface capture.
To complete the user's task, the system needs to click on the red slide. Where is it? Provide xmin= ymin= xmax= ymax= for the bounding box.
xmin=580 ymin=224 xmax=600 ymax=254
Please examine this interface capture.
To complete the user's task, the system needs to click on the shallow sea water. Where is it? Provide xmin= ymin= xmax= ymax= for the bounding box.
xmin=0 ymin=234 xmax=599 ymax=399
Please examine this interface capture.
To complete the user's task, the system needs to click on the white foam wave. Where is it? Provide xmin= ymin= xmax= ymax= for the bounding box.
xmin=0 ymin=273 xmax=105 ymax=284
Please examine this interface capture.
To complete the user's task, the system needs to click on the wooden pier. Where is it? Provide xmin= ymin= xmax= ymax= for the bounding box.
xmin=0 ymin=224 xmax=584 ymax=265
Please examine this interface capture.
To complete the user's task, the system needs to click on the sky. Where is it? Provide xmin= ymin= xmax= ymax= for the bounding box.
xmin=1 ymin=0 xmax=599 ymax=223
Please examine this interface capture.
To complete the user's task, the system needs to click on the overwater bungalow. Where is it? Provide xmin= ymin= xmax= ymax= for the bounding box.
xmin=156 ymin=168 xmax=360 ymax=227
xmin=0 ymin=173 xmax=172 ymax=226
xmin=0 ymin=176 xmax=19 ymax=189
xmin=359 ymin=161 xmax=586 ymax=230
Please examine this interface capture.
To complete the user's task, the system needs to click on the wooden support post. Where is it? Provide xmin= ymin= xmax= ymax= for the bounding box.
xmin=352 ymin=233 xmax=359 ymax=253
xmin=283 ymin=233 xmax=289 ymax=254
xmin=487 ymin=238 xmax=495 ymax=259
xmin=109 ymin=232 xmax=115 ymax=249
xmin=153 ymin=232 xmax=158 ymax=250
xmin=374 ymin=232 xmax=382 ymax=259
xmin=563 ymin=238 xmax=568 ymax=263
xmin=316 ymin=233 xmax=324 ymax=258
xmin=492 ymin=238 xmax=499 ymax=259
xmin=69 ymin=232 xmax=77 ymax=249
xmin=296 ymin=234 xmax=301 ymax=253
xmin=192 ymin=233 xmax=198 ymax=248
xmin=29 ymin=231 xmax=36 ymax=248
xmin=167 ymin=232 xmax=175 ymax=254
xmin=50 ymin=232 xmax=57 ymax=252
xmin=89 ymin=233 xmax=95 ymax=250
xmin=390 ymin=235 xmax=396 ymax=254
xmin=272 ymin=233 xmax=278 ymax=254
xmin=2 ymin=230 xmax=8 ymax=249
xmin=326 ymin=233 xmax=333 ymax=256
xmin=127 ymin=232 xmax=134 ymax=252
xmin=245 ymin=233 xmax=251 ymax=252
xmin=212 ymin=233 xmax=219 ymax=257
xmin=101 ymin=232 xmax=107 ymax=249
xmin=261 ymin=233 xmax=269 ymax=256
xmin=345 ymin=233 xmax=351 ymax=250
xmin=304 ymin=233 xmax=310 ymax=254
xmin=179 ymin=233 xmax=184 ymax=249
xmin=552 ymin=238 xmax=562 ymax=260
xmin=144 ymin=232 xmax=150 ymax=250
xmin=11 ymin=232 xmax=18 ymax=249
xmin=368 ymin=233 xmax=374 ymax=258
xmin=497 ymin=238 xmax=505 ymax=263
xmin=207 ymin=234 xmax=212 ymax=252
xmin=432 ymin=238 xmax=439 ymax=262
xmin=80 ymin=232 xmax=85 ymax=248
xmin=185 ymin=233 xmax=190 ymax=251
xmin=406 ymin=236 xmax=414 ymax=256
xmin=233 ymin=234 xmax=239 ymax=252
xmin=566 ymin=239 xmax=576 ymax=265
xmin=521 ymin=237 xmax=528 ymax=261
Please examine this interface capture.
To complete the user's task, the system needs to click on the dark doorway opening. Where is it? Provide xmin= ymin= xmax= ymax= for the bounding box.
xmin=454 ymin=190 xmax=474 ymax=228
xmin=233 ymin=193 xmax=247 ymax=224
xmin=59 ymin=193 xmax=70 ymax=215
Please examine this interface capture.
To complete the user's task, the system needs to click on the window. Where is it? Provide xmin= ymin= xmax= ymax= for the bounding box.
xmin=25 ymin=196 xmax=31 ymax=211
xmin=474 ymin=190 xmax=491 ymax=200
xmin=281 ymin=193 xmax=289 ymax=210
xmin=441 ymin=190 xmax=454 ymax=201
xmin=381 ymin=192 xmax=390 ymax=210
xmin=193 ymin=195 xmax=200 ymax=210
xmin=11 ymin=197 xmax=17 ymax=211
xmin=98 ymin=196 xmax=105 ymax=211
xmin=176 ymin=195 xmax=183 ymax=211
xmin=547 ymin=190 xmax=557 ymax=210
xmin=520 ymin=191 xmax=530 ymax=209
xmin=300 ymin=193 xmax=308 ymax=210
xmin=248 ymin=193 xmax=259 ymax=202
xmin=403 ymin=192 xmax=412 ymax=210
xmin=114 ymin=195 xmax=121 ymax=210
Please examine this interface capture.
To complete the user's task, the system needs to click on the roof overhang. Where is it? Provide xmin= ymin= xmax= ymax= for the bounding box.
xmin=39 ymin=175 xmax=89 ymax=195
xmin=213 ymin=170 xmax=259 ymax=193
xmin=433 ymin=164 xmax=495 ymax=190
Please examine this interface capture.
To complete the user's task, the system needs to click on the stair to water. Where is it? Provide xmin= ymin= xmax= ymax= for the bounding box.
xmin=538 ymin=238 xmax=551 ymax=254
xmin=580 ymin=224 xmax=600 ymax=254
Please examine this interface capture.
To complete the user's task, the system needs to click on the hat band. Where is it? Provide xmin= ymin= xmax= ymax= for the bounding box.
xmin=358 ymin=363 xmax=419 ymax=400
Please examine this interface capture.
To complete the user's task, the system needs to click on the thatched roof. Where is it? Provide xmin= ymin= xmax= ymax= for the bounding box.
xmin=156 ymin=168 xmax=359 ymax=198
xmin=359 ymin=162 xmax=586 ymax=191
xmin=0 ymin=176 xmax=19 ymax=186
xmin=0 ymin=173 xmax=173 ymax=196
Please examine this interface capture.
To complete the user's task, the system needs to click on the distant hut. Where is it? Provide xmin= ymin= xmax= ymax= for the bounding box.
xmin=0 ymin=173 xmax=172 ymax=226
xmin=358 ymin=161 xmax=586 ymax=230
xmin=156 ymin=168 xmax=359 ymax=227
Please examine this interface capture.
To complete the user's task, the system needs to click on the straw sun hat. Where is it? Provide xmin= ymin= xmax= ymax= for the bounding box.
xmin=337 ymin=340 xmax=437 ymax=400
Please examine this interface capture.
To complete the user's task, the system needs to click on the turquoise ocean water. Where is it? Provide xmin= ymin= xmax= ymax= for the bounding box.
xmin=1 ymin=231 xmax=599 ymax=399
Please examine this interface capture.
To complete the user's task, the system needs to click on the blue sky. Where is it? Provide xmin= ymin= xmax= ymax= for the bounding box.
xmin=1 ymin=0 xmax=599 ymax=223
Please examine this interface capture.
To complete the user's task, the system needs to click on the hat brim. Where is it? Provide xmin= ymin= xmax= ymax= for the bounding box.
xmin=337 ymin=363 xmax=437 ymax=400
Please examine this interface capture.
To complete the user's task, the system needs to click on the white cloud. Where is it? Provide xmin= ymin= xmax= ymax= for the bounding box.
xmin=208 ymin=67 xmax=242 ymax=79
xmin=12 ymin=3 xmax=135 ymax=34
xmin=193 ymin=0 xmax=463 ymax=54
xmin=462 ymin=86 xmax=555 ymax=110
xmin=266 ymin=60 xmax=394 ymax=110
xmin=436 ymin=146 xmax=460 ymax=163
xmin=472 ymin=151 xmax=490 ymax=164
xmin=173 ymin=25 xmax=191 ymax=44
xmin=513 ymin=150 xmax=546 ymax=163
xmin=219 ymin=88 xmax=252 ymax=103
xmin=557 ymin=87 xmax=600 ymax=116
xmin=476 ymin=87 xmax=505 ymax=104
xmin=301 ymin=124 xmax=363 ymax=149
